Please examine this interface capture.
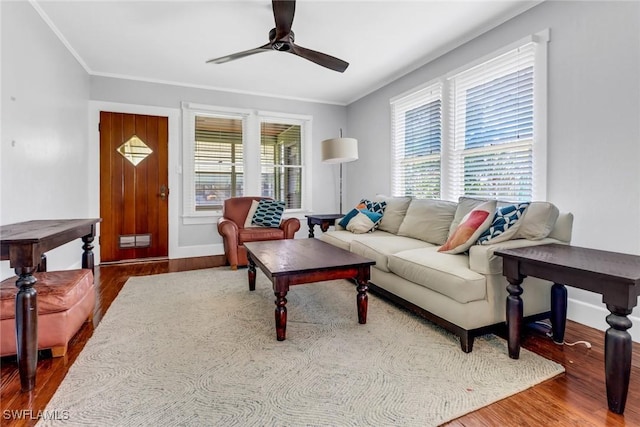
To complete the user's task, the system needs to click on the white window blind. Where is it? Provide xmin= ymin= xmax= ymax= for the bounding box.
xmin=447 ymin=42 xmax=536 ymax=202
xmin=260 ymin=120 xmax=303 ymax=209
xmin=390 ymin=82 xmax=442 ymax=198
xmin=193 ymin=115 xmax=245 ymax=211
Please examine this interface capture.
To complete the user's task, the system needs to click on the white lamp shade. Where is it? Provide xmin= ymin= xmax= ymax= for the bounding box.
xmin=321 ymin=138 xmax=358 ymax=164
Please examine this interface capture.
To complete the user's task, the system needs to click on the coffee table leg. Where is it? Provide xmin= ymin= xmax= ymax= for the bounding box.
xmin=356 ymin=278 xmax=368 ymax=324
xmin=604 ymin=304 xmax=632 ymax=414
xmin=248 ymin=255 xmax=256 ymax=291
xmin=274 ymin=291 xmax=288 ymax=341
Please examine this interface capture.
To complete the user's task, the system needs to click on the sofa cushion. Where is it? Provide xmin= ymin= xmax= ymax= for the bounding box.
xmin=468 ymin=237 xmax=563 ymax=275
xmin=320 ymin=229 xmax=393 ymax=251
xmin=439 ymin=200 xmax=496 ymax=254
xmin=548 ymin=212 xmax=574 ymax=243
xmin=397 ymin=199 xmax=457 ymax=245
xmin=514 ymin=202 xmax=559 ymax=240
xmin=388 ymin=248 xmax=486 ymax=304
xmin=238 ymin=227 xmax=284 ymax=244
xmin=477 ymin=202 xmax=530 ymax=245
xmin=372 ymin=195 xmax=412 ymax=234
xmin=350 ymin=235 xmax=435 ymax=272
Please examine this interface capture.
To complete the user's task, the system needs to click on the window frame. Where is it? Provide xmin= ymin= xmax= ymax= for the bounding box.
xmin=181 ymin=103 xmax=312 ymax=223
xmin=390 ymin=30 xmax=549 ymax=202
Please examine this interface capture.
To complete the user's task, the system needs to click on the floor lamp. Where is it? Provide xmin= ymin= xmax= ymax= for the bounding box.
xmin=321 ymin=136 xmax=358 ymax=214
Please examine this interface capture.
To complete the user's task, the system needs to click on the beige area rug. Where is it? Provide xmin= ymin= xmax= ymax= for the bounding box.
xmin=39 ymin=268 xmax=563 ymax=426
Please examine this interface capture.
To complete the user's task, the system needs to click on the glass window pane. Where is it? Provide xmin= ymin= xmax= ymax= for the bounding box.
xmin=194 ymin=115 xmax=243 ymax=211
xmin=464 ymin=66 xmax=533 ymax=149
xmin=260 ymin=121 xmax=302 ymax=209
xmin=261 ymin=166 xmax=302 ymax=209
xmin=405 ymin=100 xmax=441 ymax=158
xmin=261 ymin=122 xmax=301 ymax=166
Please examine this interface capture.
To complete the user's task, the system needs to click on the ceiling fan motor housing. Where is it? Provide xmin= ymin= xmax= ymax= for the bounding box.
xmin=269 ymin=28 xmax=294 ymax=51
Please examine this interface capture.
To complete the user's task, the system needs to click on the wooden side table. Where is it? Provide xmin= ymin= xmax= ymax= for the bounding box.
xmin=495 ymin=243 xmax=640 ymax=414
xmin=305 ymin=214 xmax=343 ymax=238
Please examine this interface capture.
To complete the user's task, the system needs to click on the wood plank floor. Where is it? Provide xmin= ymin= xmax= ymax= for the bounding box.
xmin=1 ymin=256 xmax=638 ymax=426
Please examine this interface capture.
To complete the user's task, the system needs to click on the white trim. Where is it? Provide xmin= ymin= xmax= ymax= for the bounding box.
xmin=567 ymin=297 xmax=640 ymax=343
xmin=444 ymin=30 xmax=548 ymax=80
xmin=532 ymin=30 xmax=549 ymax=201
xmin=29 ymin=0 xmax=91 ymax=74
xmin=94 ymin=71 xmax=348 ymax=106
xmin=88 ymin=101 xmax=181 ymax=262
xmin=172 ymin=243 xmax=225 ymax=259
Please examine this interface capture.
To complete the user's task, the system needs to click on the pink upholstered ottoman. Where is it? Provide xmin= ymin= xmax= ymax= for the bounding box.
xmin=0 ymin=269 xmax=95 ymax=357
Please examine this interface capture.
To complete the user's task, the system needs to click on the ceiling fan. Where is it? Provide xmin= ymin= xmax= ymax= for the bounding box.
xmin=206 ymin=0 xmax=349 ymax=73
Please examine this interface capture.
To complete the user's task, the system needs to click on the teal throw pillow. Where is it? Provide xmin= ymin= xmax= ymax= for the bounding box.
xmin=338 ymin=208 xmax=360 ymax=228
xmin=251 ymin=199 xmax=286 ymax=227
xmin=477 ymin=202 xmax=530 ymax=244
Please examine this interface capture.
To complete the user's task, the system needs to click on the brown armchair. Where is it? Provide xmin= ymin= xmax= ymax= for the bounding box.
xmin=217 ymin=196 xmax=300 ymax=270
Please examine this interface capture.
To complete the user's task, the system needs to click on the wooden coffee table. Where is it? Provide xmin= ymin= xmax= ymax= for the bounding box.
xmin=244 ymin=239 xmax=376 ymax=341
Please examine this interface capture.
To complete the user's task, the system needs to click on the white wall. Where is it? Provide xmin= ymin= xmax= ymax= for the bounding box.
xmin=345 ymin=0 xmax=640 ymax=340
xmin=89 ymin=76 xmax=347 ymax=258
xmin=1 ymin=2 xmax=91 ymax=279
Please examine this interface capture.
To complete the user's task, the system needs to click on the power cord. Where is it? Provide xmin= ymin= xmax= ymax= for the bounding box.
xmin=533 ymin=320 xmax=592 ymax=349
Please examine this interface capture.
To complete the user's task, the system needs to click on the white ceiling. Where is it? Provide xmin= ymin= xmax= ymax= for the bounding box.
xmin=33 ymin=0 xmax=540 ymax=105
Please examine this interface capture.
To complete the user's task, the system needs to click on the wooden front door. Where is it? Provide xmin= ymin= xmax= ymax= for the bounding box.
xmin=99 ymin=112 xmax=169 ymax=262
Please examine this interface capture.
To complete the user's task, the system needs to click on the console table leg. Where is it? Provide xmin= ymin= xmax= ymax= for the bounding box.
xmin=82 ymin=233 xmax=96 ymax=275
xmin=604 ymin=305 xmax=632 ymax=414
xmin=356 ymin=279 xmax=368 ymax=324
xmin=307 ymin=218 xmax=315 ymax=238
xmin=15 ymin=268 xmax=38 ymax=391
xmin=506 ymin=277 xmax=524 ymax=359
xmin=248 ymin=256 xmax=256 ymax=291
xmin=550 ymin=282 xmax=567 ymax=344
xmin=274 ymin=292 xmax=288 ymax=341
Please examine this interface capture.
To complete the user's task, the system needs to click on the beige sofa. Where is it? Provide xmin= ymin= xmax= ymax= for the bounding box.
xmin=320 ymin=196 xmax=573 ymax=352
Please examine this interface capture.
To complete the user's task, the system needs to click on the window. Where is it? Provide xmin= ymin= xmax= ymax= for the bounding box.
xmin=182 ymin=104 xmax=310 ymax=219
xmin=390 ymin=32 xmax=548 ymax=202
xmin=391 ymin=83 xmax=442 ymax=198
xmin=260 ymin=120 xmax=303 ymax=209
xmin=194 ymin=115 xmax=244 ymax=211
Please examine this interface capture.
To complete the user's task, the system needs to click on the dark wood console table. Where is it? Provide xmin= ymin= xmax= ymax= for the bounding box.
xmin=0 ymin=218 xmax=101 ymax=391
xmin=495 ymin=244 xmax=640 ymax=414
xmin=305 ymin=214 xmax=343 ymax=238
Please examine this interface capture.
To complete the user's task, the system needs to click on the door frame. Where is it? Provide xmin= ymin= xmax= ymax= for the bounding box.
xmin=89 ymin=101 xmax=180 ymax=263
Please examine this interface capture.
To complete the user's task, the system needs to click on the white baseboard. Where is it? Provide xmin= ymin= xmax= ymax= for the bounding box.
xmin=567 ymin=297 xmax=640 ymax=343
xmin=170 ymin=243 xmax=224 ymax=259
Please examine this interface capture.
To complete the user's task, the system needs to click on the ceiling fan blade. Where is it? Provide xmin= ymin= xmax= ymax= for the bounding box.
xmin=289 ymin=43 xmax=349 ymax=73
xmin=206 ymin=44 xmax=271 ymax=64
xmin=272 ymin=0 xmax=295 ymax=40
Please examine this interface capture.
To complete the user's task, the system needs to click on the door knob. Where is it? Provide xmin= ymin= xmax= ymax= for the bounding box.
xmin=160 ymin=185 xmax=169 ymax=200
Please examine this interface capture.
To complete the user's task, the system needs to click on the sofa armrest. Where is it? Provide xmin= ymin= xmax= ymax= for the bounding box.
xmin=280 ymin=217 xmax=301 ymax=239
xmin=469 ymin=238 xmax=566 ymax=275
